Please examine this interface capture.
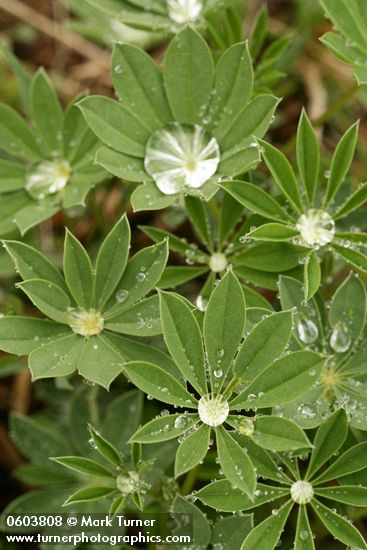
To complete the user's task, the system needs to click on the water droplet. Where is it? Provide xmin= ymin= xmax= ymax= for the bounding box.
xmin=296 ymin=315 xmax=319 ymax=344
xmin=330 ymin=323 xmax=351 ymax=353
xmin=115 ymin=289 xmax=129 ymax=303
xmin=174 ymin=415 xmax=188 ymax=429
xmin=25 ymin=160 xmax=71 ymax=200
xmin=213 ymin=369 xmax=223 ymax=378
xmin=195 ymin=295 xmax=208 ymax=312
xmin=144 ymin=122 xmax=220 ymax=195
xmin=167 ymin=0 xmax=203 ymax=23
xmin=136 ymin=272 xmax=146 ymax=282
xmin=296 ymin=209 xmax=335 ymax=246
xmin=198 ymin=394 xmax=229 ymax=427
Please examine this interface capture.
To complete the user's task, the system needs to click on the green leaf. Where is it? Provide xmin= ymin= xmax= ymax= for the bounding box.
xmin=204 ymin=270 xmax=245 ymax=390
xmin=218 ymin=192 xmax=244 ymax=246
xmin=297 ymin=110 xmax=319 ymax=205
xmin=241 ymin=436 xmax=291 ymax=484
xmin=246 ymin=223 xmax=299 ymax=241
xmin=230 ymin=351 xmax=325 ymax=409
xmin=216 ymin=426 xmax=256 ymax=496
xmin=333 ymin=182 xmax=367 ymax=219
xmin=122 ymin=361 xmax=197 ymax=408
xmin=3 ymin=240 xmax=68 ymax=293
xmin=314 ymin=486 xmax=367 ymax=507
xmin=131 ymin=181 xmax=176 ymax=211
xmin=63 ymin=229 xmax=93 ymax=308
xmin=105 ymin=295 xmax=161 ymax=336
xmin=17 ymin=280 xmax=70 ymax=324
xmin=0 ymin=159 xmax=26 ymax=192
xmin=14 ymin=198 xmax=59 ymax=236
xmin=312 ymin=442 xmax=367 ymax=484
xmin=303 ymin=252 xmax=321 ymax=300
xmin=320 ymin=0 xmax=367 ymax=53
xmin=174 ymin=423 xmax=210 ymax=477
xmin=235 ymin=243 xmax=308 ymax=272
xmin=159 ymin=291 xmax=207 ymax=394
xmin=0 ymin=103 xmax=43 ymax=161
xmin=158 ymin=266 xmax=209 ymax=289
xmin=63 ymin=486 xmax=116 ymax=506
xmin=112 ymin=43 xmax=171 ymax=131
xmin=104 ymin=240 xmax=168 ymax=316
xmin=216 ymin=95 xmax=279 ymax=151
xmin=94 ymin=215 xmax=130 ymax=309
xmin=311 ymin=499 xmax=367 ymax=550
xmin=95 ymin=146 xmax=147 ymax=182
xmin=324 ymin=121 xmax=359 ymax=205
xmin=240 ymin=500 xmax=293 ymax=550
xmin=0 ymin=43 xmax=31 ymax=114
xmin=106 ymin=333 xmax=179 ymax=378
xmin=172 ymin=494 xmax=211 ymax=549
xmin=78 ymin=96 xmax=150 ymax=157
xmin=77 ymin=334 xmax=125 ymax=389
xmin=196 ymin=480 xmax=287 ymax=512
xmin=29 ymin=334 xmax=83 ymax=380
xmin=217 ymin=144 xmax=260 ymax=176
xmin=14 ymin=464 xmax=75 ymax=486
xmin=211 ymin=515 xmax=253 ymax=550
xmin=306 ymin=409 xmax=348 ymax=480
xmin=130 ymin=414 xmax=199 ymax=444
xmin=332 ymin=243 xmax=367 ymax=272
xmin=185 ymin=196 xmax=212 ymax=250
xmin=51 ymin=456 xmax=114 ymax=478
xmin=258 ymin=139 xmax=303 ymax=214
xmin=87 ymin=425 xmax=122 ymax=467
xmin=9 ymin=413 xmax=72 ymax=466
xmin=252 ymin=416 xmax=312 ymax=451
xmin=0 ymin=317 xmax=68 ymax=355
xmin=234 ymin=310 xmax=293 ymax=382
xmin=209 ymin=42 xmax=253 ymax=134
xmin=221 ymin=180 xmax=292 ymax=223
xmin=295 ymin=506 xmax=315 ymax=550
xmin=29 ymin=69 xmax=63 ymax=155
xmin=103 ymin=389 xmax=143 ymax=451
xmin=330 ymin=272 xmax=366 ymax=344
xmin=163 ymin=27 xmax=214 ymax=125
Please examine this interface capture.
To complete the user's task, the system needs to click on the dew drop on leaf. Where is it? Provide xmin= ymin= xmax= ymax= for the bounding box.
xmin=330 ymin=322 xmax=351 ymax=353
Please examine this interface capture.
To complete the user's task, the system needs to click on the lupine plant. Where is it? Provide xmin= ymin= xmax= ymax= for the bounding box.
xmin=0 ymin=68 xmax=107 ymax=236
xmin=1 ymin=1 xmax=367 ymax=549
xmin=319 ymin=0 xmax=367 ymax=85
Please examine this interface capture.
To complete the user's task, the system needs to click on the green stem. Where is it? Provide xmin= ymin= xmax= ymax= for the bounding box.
xmin=181 ymin=466 xmax=199 ymax=496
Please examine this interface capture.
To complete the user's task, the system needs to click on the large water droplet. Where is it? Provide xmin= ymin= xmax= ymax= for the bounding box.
xmin=25 ymin=160 xmax=71 ymax=200
xmin=144 ymin=122 xmax=220 ymax=195
xmin=167 ymin=0 xmax=203 ymax=24
xmin=296 ymin=315 xmax=319 ymax=344
xmin=195 ymin=295 xmax=208 ymax=312
xmin=296 ymin=209 xmax=335 ymax=246
xmin=330 ymin=322 xmax=351 ymax=353
xmin=174 ymin=415 xmax=188 ymax=429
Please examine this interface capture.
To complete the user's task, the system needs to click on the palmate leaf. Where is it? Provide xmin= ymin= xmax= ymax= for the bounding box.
xmin=3 ymin=240 xmax=68 ymax=293
xmin=163 ymin=27 xmax=214 ymax=125
xmin=63 ymin=486 xmax=117 ymax=506
xmin=0 ymin=317 xmax=68 ymax=355
xmin=184 ymin=196 xmax=212 ymax=251
xmin=314 ymin=486 xmax=367 ymax=506
xmin=94 ymin=214 xmax=130 ymax=310
xmin=306 ymin=409 xmax=348 ymax=480
xmin=230 ymin=351 xmax=325 ymax=409
xmin=234 ymin=310 xmax=293 ymax=382
xmin=324 ymin=121 xmax=359 ymax=205
xmin=51 ymin=456 xmax=114 ymax=479
xmin=296 ymin=110 xmax=319 ymax=206
xmin=174 ymin=423 xmax=210 ymax=477
xmin=196 ymin=480 xmax=288 ymax=512
xmin=112 ymin=43 xmax=172 ymax=131
xmin=122 ymin=361 xmax=197 ymax=408
xmin=312 ymin=442 xmax=367 ymax=484
xmin=332 ymin=243 xmax=367 ymax=273
xmin=240 ymin=500 xmax=293 ymax=550
xmin=17 ymin=279 xmax=70 ymax=324
xmin=211 ymin=515 xmax=253 ymax=550
xmin=295 ymin=506 xmax=314 ymax=550
xmin=0 ymin=103 xmax=43 ymax=161
xmin=87 ymin=425 xmax=122 ymax=467
xmin=221 ymin=181 xmax=292 ymax=223
xmin=105 ymin=295 xmax=161 ymax=336
xmin=329 ymin=272 xmax=366 ymax=343
xmin=204 ymin=270 xmax=245 ymax=391
xmin=63 ymin=229 xmax=93 ymax=308
xmin=172 ymin=494 xmax=211 ymax=549
xmin=216 ymin=426 xmax=256 ymax=496
xmin=159 ymin=291 xmax=207 ymax=394
xmin=246 ymin=223 xmax=299 ymax=242
xmin=76 ymin=335 xmax=125 ymax=389
xmin=29 ymin=69 xmax=63 ymax=155
xmin=29 ymin=334 xmax=84 ymax=381
xmin=311 ymin=499 xmax=367 ymax=550
xmin=78 ymin=96 xmax=150 ymax=156
xmin=130 ymin=414 xmax=199 ymax=444
xmin=252 ymin=416 xmax=312 ymax=451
